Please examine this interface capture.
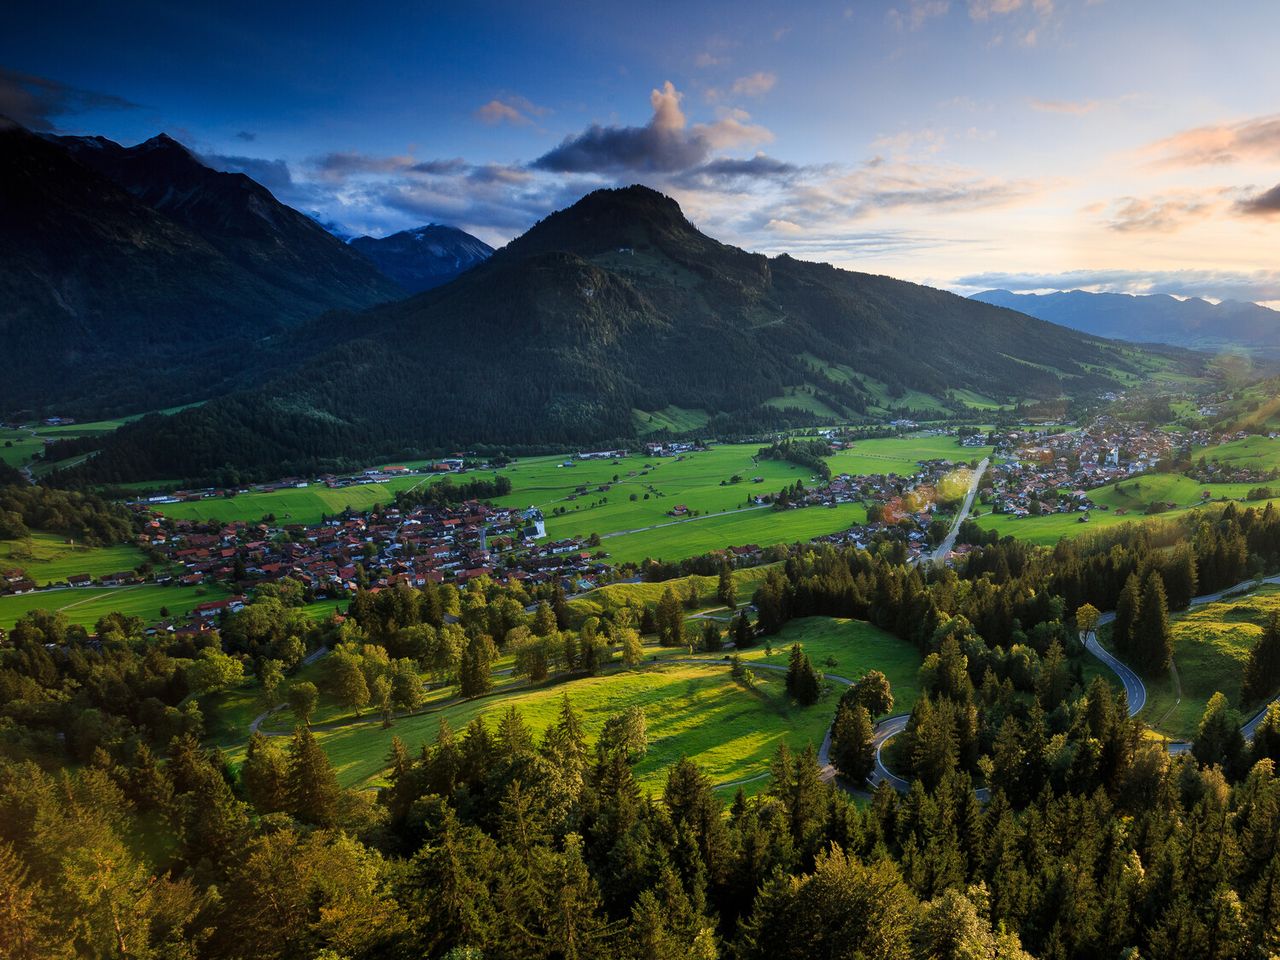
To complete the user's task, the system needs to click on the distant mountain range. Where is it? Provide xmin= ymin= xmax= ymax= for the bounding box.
xmin=972 ymin=288 xmax=1280 ymax=354
xmin=51 ymin=185 xmax=1190 ymax=485
xmin=0 ymin=118 xmax=490 ymax=415
xmin=351 ymin=225 xmax=493 ymax=293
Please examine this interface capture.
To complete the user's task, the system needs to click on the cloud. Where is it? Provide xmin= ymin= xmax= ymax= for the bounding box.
xmin=887 ymin=0 xmax=950 ymax=31
xmin=532 ymin=81 xmax=771 ymax=173
xmin=730 ymin=72 xmax=777 ymax=97
xmin=1029 ymin=98 xmax=1098 ymax=115
xmin=235 ymin=130 xmax=256 ymax=142
xmin=0 ymin=67 xmax=139 ymax=131
xmin=1101 ymin=192 xmax=1219 ymax=233
xmin=201 ymin=153 xmax=295 ymax=198
xmin=475 ymin=95 xmax=549 ymax=126
xmin=310 ymin=151 xmax=467 ymax=182
xmin=967 ymin=0 xmax=1025 ymax=20
xmin=1238 ymin=183 xmax=1280 ymax=216
xmin=672 ymin=153 xmax=803 ymax=191
xmin=951 ymin=268 xmax=1280 ymax=303
xmin=1144 ymin=114 xmax=1280 ymax=167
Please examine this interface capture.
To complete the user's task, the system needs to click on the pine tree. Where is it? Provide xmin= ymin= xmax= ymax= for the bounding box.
xmin=242 ymin=731 xmax=288 ymax=814
xmin=830 ymin=702 xmax=875 ymax=783
xmin=718 ymin=559 xmax=737 ymax=610
xmin=1112 ymin=573 xmax=1142 ymax=659
xmin=620 ymin=626 xmax=645 ymax=665
xmin=1242 ymin=612 xmax=1280 ymax=705
xmin=287 ymin=679 xmax=319 ymax=727
xmin=459 ymin=634 xmax=497 ymax=697
xmin=701 ymin=620 xmax=722 ymax=653
xmin=785 ymin=644 xmax=806 ymax=699
xmin=1135 ymin=569 xmax=1173 ymax=673
xmin=286 ymin=725 xmax=342 ymax=827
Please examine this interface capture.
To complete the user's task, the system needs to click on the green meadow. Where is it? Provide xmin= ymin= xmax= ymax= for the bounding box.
xmin=211 ymin=613 xmax=922 ymax=796
xmin=1140 ymin=585 xmax=1280 ymax=741
xmin=154 ymin=475 xmax=431 ymax=526
xmin=0 ymin=582 xmax=231 ymax=631
xmin=0 ymin=532 xmax=149 ymax=586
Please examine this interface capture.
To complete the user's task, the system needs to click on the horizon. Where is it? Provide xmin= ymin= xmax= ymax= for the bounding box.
xmin=5 ymin=0 xmax=1279 ymax=307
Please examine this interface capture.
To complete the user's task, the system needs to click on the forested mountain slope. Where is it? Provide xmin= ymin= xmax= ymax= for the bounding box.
xmin=61 ymin=186 xmax=1181 ymax=484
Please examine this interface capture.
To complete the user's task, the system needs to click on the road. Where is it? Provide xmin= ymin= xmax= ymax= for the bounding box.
xmin=929 ymin=457 xmax=989 ymax=566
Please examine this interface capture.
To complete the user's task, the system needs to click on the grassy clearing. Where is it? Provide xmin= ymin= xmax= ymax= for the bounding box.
xmin=1142 ymin=586 xmax=1280 ymax=740
xmin=0 ymin=582 xmax=231 ymax=631
xmin=631 ymin=406 xmax=710 ymax=435
xmin=0 ymin=532 xmax=149 ymax=586
xmin=1194 ymin=435 xmax=1280 ymax=473
xmin=285 ymin=664 xmax=833 ymax=794
xmin=567 ymin=565 xmax=779 ymax=622
xmin=685 ymin=616 xmax=924 ymax=712
xmin=155 ymin=476 xmax=431 ymax=526
xmin=828 ymin=434 xmax=992 ymax=477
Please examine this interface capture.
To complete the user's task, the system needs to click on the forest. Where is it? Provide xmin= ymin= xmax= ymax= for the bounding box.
xmin=3 ymin=497 xmax=1280 ymax=957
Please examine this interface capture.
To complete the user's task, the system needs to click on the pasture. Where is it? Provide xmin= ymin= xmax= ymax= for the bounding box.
xmin=154 ymin=475 xmax=431 ymax=526
xmin=0 ymin=532 xmax=149 ymax=586
xmin=0 ymin=582 xmax=231 ymax=631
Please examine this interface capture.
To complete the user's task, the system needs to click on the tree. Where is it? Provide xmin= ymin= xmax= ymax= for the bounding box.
xmin=830 ymin=702 xmax=875 ymax=782
xmin=1242 ymin=611 xmax=1280 ymax=705
xmin=331 ymin=651 xmax=370 ymax=716
xmin=620 ymin=627 xmax=645 ymax=666
xmin=511 ymin=626 xmax=550 ymax=683
xmin=732 ymin=612 xmax=755 ymax=649
xmin=1134 ymin=570 xmax=1173 ymax=673
xmin=242 ymin=731 xmax=289 ymax=814
xmin=460 ymin=634 xmax=498 ymax=698
xmin=533 ymin=601 xmax=557 ymax=637
xmin=1075 ymin=602 xmax=1100 ymax=640
xmin=183 ymin=647 xmax=245 ymax=695
xmin=717 ymin=560 xmax=737 ymax=609
xmin=288 ymin=680 xmax=319 ymax=727
xmin=1113 ymin=573 xmax=1142 ymax=660
xmin=598 ymin=705 xmax=648 ymax=761
xmin=846 ymin=669 xmax=894 ymax=720
xmin=286 ymin=725 xmax=342 ymax=827
xmin=785 ymin=644 xmax=822 ymax=706
xmin=701 ymin=619 xmax=723 ymax=653
xmin=390 ymin=658 xmax=424 ymax=714
xmin=1193 ymin=691 xmax=1245 ymax=775
xmin=655 ymin=587 xmax=684 ymax=646
xmin=259 ymin=658 xmax=286 ymax=710
xmin=371 ymin=673 xmax=393 ymax=727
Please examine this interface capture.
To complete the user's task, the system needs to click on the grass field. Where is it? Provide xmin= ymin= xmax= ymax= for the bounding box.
xmin=213 ymin=613 xmax=922 ymax=798
xmin=685 ymin=616 xmax=924 ymax=712
xmin=631 ymin=406 xmax=711 ymax=435
xmin=297 ymin=662 xmax=835 ymax=793
xmin=567 ymin=565 xmax=778 ymax=622
xmin=1194 ymin=435 xmax=1280 ymax=472
xmin=0 ymin=532 xmax=149 ymax=586
xmin=0 ymin=581 xmax=231 ymax=631
xmin=154 ymin=476 xmax=432 ymax=526
xmin=973 ymin=470 xmax=1271 ymax=546
xmin=1139 ymin=585 xmax=1280 ymax=740
xmin=828 ymin=434 xmax=992 ymax=477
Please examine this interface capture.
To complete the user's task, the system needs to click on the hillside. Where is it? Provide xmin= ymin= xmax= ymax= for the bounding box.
xmin=62 ymin=186 xmax=1185 ymax=484
xmin=0 ymin=120 xmax=403 ymax=417
xmin=350 ymin=224 xmax=493 ymax=292
xmin=972 ymin=288 xmax=1280 ymax=354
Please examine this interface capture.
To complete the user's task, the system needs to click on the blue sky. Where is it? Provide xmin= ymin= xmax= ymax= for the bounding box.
xmin=4 ymin=0 xmax=1279 ymax=303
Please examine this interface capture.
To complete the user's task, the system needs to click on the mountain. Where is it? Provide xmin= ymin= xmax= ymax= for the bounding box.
xmin=62 ymin=185 xmax=1185 ymax=485
xmin=0 ymin=120 xmax=403 ymax=416
xmin=972 ymin=288 xmax=1280 ymax=353
xmin=350 ymin=225 xmax=493 ymax=293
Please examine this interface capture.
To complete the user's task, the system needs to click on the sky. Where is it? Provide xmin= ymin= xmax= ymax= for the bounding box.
xmin=4 ymin=0 xmax=1279 ymax=304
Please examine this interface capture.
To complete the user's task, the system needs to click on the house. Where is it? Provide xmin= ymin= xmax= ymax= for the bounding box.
xmin=66 ymin=573 xmax=93 ymax=588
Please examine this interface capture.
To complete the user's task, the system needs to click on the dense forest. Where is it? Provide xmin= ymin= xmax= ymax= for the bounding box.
xmin=4 ymin=497 xmax=1280 ymax=956
xmin=0 ymin=483 xmax=135 ymax=544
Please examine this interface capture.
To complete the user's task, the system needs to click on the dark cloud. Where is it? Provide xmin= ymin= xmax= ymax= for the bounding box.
xmin=673 ymin=154 xmax=801 ymax=190
xmin=532 ymin=81 xmax=769 ymax=174
xmin=201 ymin=153 xmax=295 ymax=199
xmin=235 ymin=130 xmax=256 ymax=141
xmin=1238 ymin=183 xmax=1280 ymax=216
xmin=0 ymin=67 xmax=139 ymax=131
xmin=409 ymin=158 xmax=468 ymax=175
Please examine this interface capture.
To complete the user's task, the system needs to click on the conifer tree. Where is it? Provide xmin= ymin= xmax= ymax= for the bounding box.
xmin=717 ymin=559 xmax=737 ymax=609
xmin=1242 ymin=612 xmax=1280 ymax=705
xmin=242 ymin=731 xmax=288 ymax=814
xmin=1135 ymin=569 xmax=1173 ymax=673
xmin=831 ymin=702 xmax=876 ymax=783
xmin=1113 ymin=573 xmax=1142 ymax=659
xmin=286 ymin=725 xmax=342 ymax=827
